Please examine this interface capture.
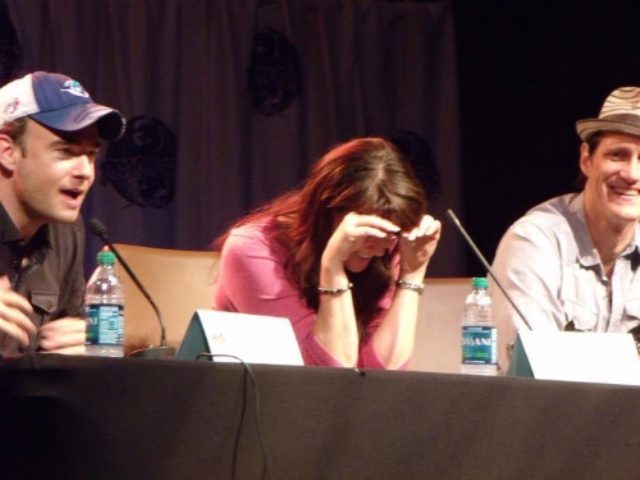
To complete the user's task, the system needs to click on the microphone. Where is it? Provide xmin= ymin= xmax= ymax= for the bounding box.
xmin=88 ymin=218 xmax=176 ymax=359
xmin=446 ymin=209 xmax=532 ymax=330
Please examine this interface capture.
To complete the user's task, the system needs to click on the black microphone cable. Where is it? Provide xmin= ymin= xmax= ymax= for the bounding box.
xmin=197 ymin=353 xmax=267 ymax=480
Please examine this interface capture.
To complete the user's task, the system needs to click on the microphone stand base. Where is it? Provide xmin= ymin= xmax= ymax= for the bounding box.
xmin=128 ymin=346 xmax=176 ymax=360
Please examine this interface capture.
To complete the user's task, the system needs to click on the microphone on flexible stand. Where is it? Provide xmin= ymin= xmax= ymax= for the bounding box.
xmin=446 ymin=209 xmax=532 ymax=331
xmin=88 ymin=218 xmax=176 ymax=359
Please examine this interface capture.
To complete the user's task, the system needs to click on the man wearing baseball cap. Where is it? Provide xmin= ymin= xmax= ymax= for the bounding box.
xmin=491 ymin=87 xmax=640 ymax=369
xmin=0 ymin=71 xmax=125 ymax=358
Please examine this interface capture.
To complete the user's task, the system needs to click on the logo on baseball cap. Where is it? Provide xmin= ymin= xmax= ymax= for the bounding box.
xmin=0 ymin=71 xmax=125 ymax=141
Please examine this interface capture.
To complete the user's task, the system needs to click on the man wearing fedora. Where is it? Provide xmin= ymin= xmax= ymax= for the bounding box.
xmin=0 ymin=71 xmax=125 ymax=358
xmin=492 ymin=87 xmax=640 ymax=358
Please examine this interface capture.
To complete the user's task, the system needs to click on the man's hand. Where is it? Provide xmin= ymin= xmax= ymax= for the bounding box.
xmin=0 ymin=275 xmax=36 ymax=349
xmin=39 ymin=317 xmax=87 ymax=355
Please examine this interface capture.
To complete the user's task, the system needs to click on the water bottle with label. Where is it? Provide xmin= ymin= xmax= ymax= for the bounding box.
xmin=85 ymin=250 xmax=124 ymax=357
xmin=461 ymin=277 xmax=498 ymax=375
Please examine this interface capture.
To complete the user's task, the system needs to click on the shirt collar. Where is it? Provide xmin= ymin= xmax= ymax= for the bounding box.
xmin=0 ymin=202 xmax=52 ymax=252
xmin=625 ymin=227 xmax=640 ymax=257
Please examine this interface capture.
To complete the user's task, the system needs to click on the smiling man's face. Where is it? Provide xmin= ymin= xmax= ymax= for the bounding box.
xmin=581 ymin=131 xmax=640 ymax=231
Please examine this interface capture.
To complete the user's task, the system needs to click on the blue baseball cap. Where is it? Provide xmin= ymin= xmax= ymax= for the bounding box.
xmin=0 ymin=71 xmax=126 ymax=141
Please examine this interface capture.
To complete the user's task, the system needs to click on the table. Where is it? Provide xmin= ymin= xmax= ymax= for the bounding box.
xmin=2 ymin=354 xmax=640 ymax=479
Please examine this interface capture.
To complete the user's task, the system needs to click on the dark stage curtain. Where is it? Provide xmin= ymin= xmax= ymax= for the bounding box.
xmin=0 ymin=0 xmax=463 ymax=276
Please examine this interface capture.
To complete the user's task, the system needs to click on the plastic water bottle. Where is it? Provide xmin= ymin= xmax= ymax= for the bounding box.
xmin=85 ymin=250 xmax=124 ymax=357
xmin=461 ymin=277 xmax=498 ymax=375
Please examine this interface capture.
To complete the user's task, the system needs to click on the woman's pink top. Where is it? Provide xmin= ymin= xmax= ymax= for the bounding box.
xmin=213 ymin=222 xmax=399 ymax=369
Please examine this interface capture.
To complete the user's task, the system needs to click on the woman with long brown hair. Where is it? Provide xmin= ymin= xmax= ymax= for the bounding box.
xmin=213 ymin=137 xmax=441 ymax=369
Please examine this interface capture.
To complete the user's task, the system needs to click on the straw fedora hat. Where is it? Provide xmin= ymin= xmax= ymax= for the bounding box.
xmin=576 ymin=86 xmax=640 ymax=141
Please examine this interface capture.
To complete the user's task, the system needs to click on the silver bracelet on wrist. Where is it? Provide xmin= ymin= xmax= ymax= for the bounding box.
xmin=396 ymin=279 xmax=425 ymax=295
xmin=317 ymin=282 xmax=353 ymax=295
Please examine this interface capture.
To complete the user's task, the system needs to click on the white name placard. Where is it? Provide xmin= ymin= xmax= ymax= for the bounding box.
xmin=510 ymin=330 xmax=640 ymax=386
